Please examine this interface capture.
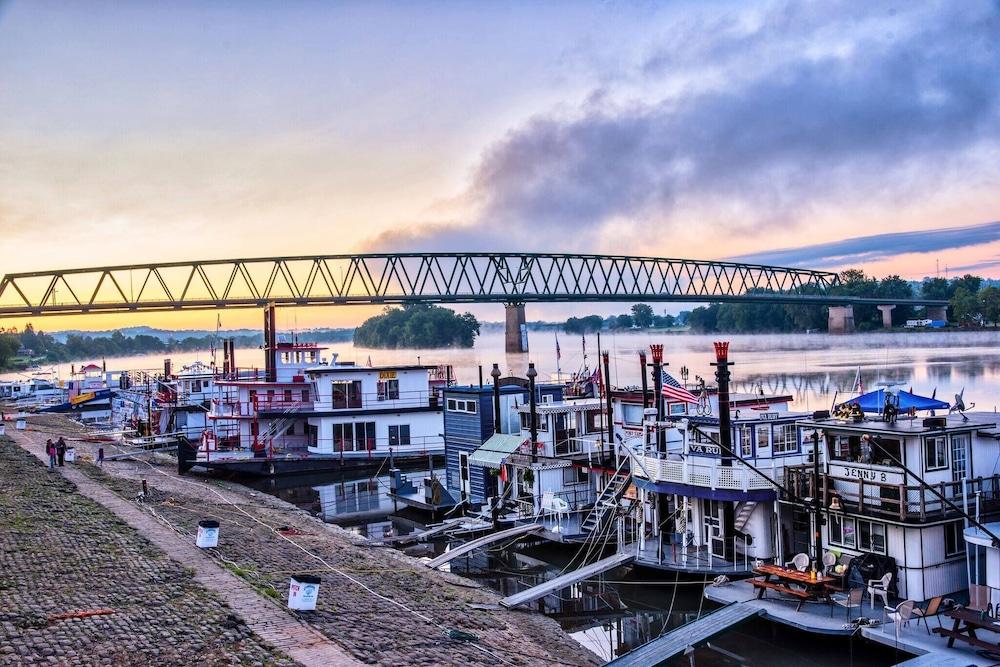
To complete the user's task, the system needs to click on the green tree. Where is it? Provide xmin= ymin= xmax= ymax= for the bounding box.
xmin=687 ymin=305 xmax=718 ymax=332
xmin=951 ymin=287 xmax=981 ymax=326
xmin=563 ymin=315 xmax=603 ymax=334
xmin=979 ymin=286 xmax=1000 ymax=326
xmin=615 ymin=314 xmax=634 ymax=329
xmin=921 ymin=277 xmax=951 ymax=300
xmin=875 ymin=274 xmax=915 ymax=326
xmin=0 ymin=333 xmax=21 ymax=369
xmin=630 ymin=304 xmax=654 ymax=328
xmin=353 ymin=304 xmax=480 ymax=348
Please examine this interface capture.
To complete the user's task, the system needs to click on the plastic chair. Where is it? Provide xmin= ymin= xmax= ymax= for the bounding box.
xmin=785 ymin=553 xmax=809 ymax=572
xmin=822 ymin=551 xmax=837 ymax=575
xmin=969 ymin=584 xmax=995 ymax=617
xmin=830 ymin=588 xmax=864 ymax=619
xmin=867 ymin=573 xmax=892 ymax=609
xmin=883 ymin=599 xmax=915 ymax=640
xmin=911 ymin=596 xmax=944 ymax=635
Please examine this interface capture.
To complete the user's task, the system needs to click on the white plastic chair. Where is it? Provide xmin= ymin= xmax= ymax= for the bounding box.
xmin=867 ymin=573 xmax=892 ymax=609
xmin=883 ymin=599 xmax=915 ymax=640
xmin=784 ymin=553 xmax=809 ymax=572
xmin=822 ymin=551 xmax=837 ymax=576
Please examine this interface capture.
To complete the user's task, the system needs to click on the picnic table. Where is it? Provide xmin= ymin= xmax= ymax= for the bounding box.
xmin=751 ymin=564 xmax=836 ymax=611
xmin=933 ymin=607 xmax=1000 ymax=652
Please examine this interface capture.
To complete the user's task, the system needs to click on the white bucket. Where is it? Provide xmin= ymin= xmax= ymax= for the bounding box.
xmin=0 ymin=424 xmax=6 ymax=436
xmin=196 ymin=520 xmax=220 ymax=548
xmin=288 ymin=575 xmax=321 ymax=611
xmin=15 ymin=420 xmax=26 ymax=430
xmin=65 ymin=447 xmax=76 ymax=463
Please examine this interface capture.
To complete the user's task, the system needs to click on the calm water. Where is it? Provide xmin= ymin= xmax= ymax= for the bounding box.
xmin=9 ymin=329 xmax=1000 ymax=413
xmin=10 ymin=329 xmax=999 ymax=663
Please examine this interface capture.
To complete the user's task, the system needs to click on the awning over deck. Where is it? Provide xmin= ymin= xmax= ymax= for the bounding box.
xmin=839 ymin=389 xmax=949 ymax=412
xmin=468 ymin=433 xmax=527 ymax=469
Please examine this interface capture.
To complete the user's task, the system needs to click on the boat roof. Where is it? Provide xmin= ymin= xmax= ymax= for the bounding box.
xmin=516 ymin=398 xmax=603 ymax=414
xmin=305 ymin=364 xmax=437 ymax=374
xmin=468 ymin=433 xmax=528 ymax=469
xmin=798 ymin=411 xmax=1000 ymax=436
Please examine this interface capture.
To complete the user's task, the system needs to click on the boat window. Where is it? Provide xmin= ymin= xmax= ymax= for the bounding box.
xmin=622 ymin=403 xmax=644 ymax=425
xmin=738 ymin=426 xmax=753 ymax=457
xmin=756 ymin=426 xmax=769 ymax=450
xmin=332 ymin=381 xmax=362 ymax=409
xmin=771 ymin=423 xmax=798 ymax=454
xmin=944 ymin=520 xmax=965 ymax=557
xmin=388 ymin=424 xmax=411 ymax=447
xmin=377 ymin=379 xmax=400 ymax=401
xmin=668 ymin=402 xmax=687 ymax=416
xmin=584 ymin=409 xmax=603 ymax=433
xmin=924 ymin=436 xmax=949 ymax=472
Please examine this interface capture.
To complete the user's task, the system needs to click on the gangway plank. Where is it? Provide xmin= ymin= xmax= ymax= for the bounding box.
xmin=424 ymin=523 xmax=543 ymax=569
xmin=607 ymin=602 xmax=762 ymax=666
xmin=498 ymin=552 xmax=635 ymax=609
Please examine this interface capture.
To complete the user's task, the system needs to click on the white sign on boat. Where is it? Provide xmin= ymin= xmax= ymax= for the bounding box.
xmin=828 ymin=462 xmax=904 ymax=486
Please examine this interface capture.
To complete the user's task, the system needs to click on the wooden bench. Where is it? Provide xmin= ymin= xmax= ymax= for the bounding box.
xmin=933 ymin=627 xmax=1000 ymax=651
xmin=751 ymin=579 xmax=811 ymax=600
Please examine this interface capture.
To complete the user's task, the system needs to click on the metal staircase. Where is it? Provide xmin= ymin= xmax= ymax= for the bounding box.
xmin=580 ymin=458 xmax=632 ymax=535
xmin=257 ymin=406 xmax=299 ymax=452
xmin=733 ymin=500 xmax=757 ymax=533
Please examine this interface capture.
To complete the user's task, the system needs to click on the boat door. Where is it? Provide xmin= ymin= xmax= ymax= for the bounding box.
xmin=703 ymin=499 xmax=726 ymax=558
xmin=459 ymin=452 xmax=471 ymax=500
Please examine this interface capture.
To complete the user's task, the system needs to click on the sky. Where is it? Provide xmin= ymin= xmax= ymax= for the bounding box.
xmin=1 ymin=0 xmax=999 ymax=331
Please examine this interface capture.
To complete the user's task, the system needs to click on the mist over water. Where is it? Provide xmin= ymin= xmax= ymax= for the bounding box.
xmin=11 ymin=330 xmax=1000 ymax=412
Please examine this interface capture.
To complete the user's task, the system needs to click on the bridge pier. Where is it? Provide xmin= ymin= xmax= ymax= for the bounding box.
xmin=926 ymin=305 xmax=947 ymax=322
xmin=505 ymin=303 xmax=528 ymax=353
xmin=877 ymin=304 xmax=896 ymax=328
xmin=828 ymin=305 xmax=855 ymax=334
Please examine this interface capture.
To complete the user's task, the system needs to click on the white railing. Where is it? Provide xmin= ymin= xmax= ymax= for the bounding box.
xmin=631 ymin=452 xmax=779 ymax=491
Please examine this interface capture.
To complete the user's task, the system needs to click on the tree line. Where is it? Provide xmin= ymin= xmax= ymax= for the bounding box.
xmin=0 ymin=325 xmax=263 ymax=372
xmin=685 ymin=270 xmax=998 ymax=333
xmin=564 ymin=304 xmax=680 ymax=334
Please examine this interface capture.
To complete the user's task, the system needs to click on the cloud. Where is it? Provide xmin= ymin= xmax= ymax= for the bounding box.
xmin=730 ymin=220 xmax=1000 ymax=268
xmin=368 ymin=1 xmax=1000 ymax=254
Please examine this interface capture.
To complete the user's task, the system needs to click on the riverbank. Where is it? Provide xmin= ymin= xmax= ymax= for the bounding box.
xmin=0 ymin=432 xmax=297 ymax=666
xmin=4 ymin=415 xmax=600 ymax=667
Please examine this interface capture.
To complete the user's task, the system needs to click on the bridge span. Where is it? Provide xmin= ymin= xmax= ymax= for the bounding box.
xmin=0 ymin=253 xmax=947 ymax=348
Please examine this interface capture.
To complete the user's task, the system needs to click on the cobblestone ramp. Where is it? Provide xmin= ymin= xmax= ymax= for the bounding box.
xmin=0 ymin=437 xmax=301 ymax=667
xmin=7 ymin=417 xmax=601 ymax=667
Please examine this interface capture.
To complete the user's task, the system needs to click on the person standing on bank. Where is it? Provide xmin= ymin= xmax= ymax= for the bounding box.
xmin=56 ymin=437 xmax=67 ymax=467
xmin=46 ymin=439 xmax=56 ymax=468
xmin=97 ymin=447 xmax=104 ymax=467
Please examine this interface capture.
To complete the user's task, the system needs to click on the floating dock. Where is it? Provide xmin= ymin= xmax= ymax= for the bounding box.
xmin=607 ymin=602 xmax=763 ymax=666
xmin=498 ymin=552 xmax=635 ymax=609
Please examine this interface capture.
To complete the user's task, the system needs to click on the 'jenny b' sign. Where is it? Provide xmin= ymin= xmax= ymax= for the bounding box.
xmin=828 ymin=462 xmax=904 ymax=486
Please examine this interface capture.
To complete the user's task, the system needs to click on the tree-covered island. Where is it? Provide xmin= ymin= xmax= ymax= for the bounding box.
xmin=353 ymin=304 xmax=480 ymax=348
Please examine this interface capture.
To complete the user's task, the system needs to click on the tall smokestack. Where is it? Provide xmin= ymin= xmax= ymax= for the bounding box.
xmin=712 ymin=341 xmax=736 ymax=560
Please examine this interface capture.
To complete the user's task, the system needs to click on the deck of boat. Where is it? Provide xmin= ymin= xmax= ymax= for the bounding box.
xmin=705 ymin=578 xmax=1000 ymax=666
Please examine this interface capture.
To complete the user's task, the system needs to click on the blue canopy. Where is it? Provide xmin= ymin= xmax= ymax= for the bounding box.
xmin=839 ymin=388 xmax=949 ymax=412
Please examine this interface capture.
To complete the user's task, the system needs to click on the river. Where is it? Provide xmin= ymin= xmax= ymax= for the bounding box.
xmin=9 ymin=329 xmax=1000 ymax=413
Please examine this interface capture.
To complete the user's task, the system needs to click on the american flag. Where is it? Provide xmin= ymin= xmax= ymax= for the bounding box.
xmin=662 ymin=370 xmax=697 ymax=404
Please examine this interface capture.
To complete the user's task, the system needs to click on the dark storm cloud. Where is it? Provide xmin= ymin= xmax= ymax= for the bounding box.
xmin=730 ymin=220 xmax=1000 ymax=268
xmin=368 ymin=1 xmax=1000 ymax=254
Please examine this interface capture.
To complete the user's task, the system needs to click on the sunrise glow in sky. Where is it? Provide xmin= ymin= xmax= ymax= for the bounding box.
xmin=1 ymin=1 xmax=999 ymax=331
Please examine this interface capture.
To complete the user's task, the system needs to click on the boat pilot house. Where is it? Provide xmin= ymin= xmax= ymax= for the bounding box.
xmin=780 ymin=389 xmax=1000 ymax=602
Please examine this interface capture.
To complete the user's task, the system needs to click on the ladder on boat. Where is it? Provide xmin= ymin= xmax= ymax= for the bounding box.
xmin=580 ymin=457 xmax=632 ymax=536
xmin=607 ymin=602 xmax=763 ymax=666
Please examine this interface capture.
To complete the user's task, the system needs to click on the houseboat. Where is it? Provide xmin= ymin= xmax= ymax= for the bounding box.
xmin=777 ymin=388 xmax=1000 ymax=602
xmin=619 ymin=344 xmax=809 ymax=576
xmin=40 ymin=363 xmax=118 ymax=424
xmin=187 ymin=309 xmax=447 ymax=476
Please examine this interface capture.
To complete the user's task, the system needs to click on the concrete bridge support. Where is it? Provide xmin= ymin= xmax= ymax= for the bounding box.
xmin=828 ymin=305 xmax=855 ymax=334
xmin=877 ymin=304 xmax=896 ymax=329
xmin=505 ymin=303 xmax=528 ymax=353
xmin=926 ymin=305 xmax=948 ymax=322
